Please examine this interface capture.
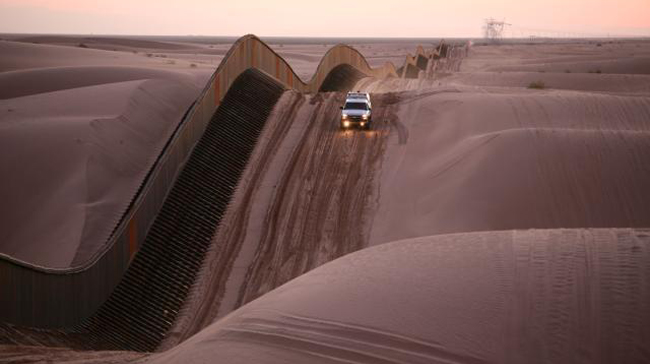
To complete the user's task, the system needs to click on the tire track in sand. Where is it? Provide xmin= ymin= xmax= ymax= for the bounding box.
xmin=161 ymin=92 xmax=307 ymax=348
xmin=234 ymin=91 xmax=399 ymax=307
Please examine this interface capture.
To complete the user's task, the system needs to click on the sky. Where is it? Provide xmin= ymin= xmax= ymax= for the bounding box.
xmin=0 ymin=0 xmax=649 ymax=38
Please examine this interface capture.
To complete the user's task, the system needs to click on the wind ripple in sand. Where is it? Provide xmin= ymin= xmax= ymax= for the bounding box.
xmin=220 ymin=310 xmax=488 ymax=364
xmin=233 ymin=92 xmax=395 ymax=307
xmin=147 ymin=229 xmax=650 ymax=364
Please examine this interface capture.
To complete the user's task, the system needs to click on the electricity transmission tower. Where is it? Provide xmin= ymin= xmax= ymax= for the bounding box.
xmin=483 ymin=18 xmax=511 ymax=42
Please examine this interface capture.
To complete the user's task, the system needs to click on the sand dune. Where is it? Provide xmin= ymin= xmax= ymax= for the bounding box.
xmin=0 ymin=37 xmax=427 ymax=268
xmin=0 ymin=40 xmax=132 ymax=71
xmin=365 ymin=86 xmax=650 ymax=245
xmin=488 ymin=57 xmax=650 ymax=75
xmin=10 ymin=35 xmax=201 ymax=51
xmin=0 ymin=40 xmax=217 ymax=79
xmin=159 ymin=40 xmax=650 ymax=364
xmin=0 ymin=345 xmax=145 ymax=363
xmin=355 ymin=41 xmax=650 ymax=246
xmin=1 ymin=36 xmax=649 ymax=363
xmin=0 ymin=39 xmax=211 ymax=267
xmin=148 ymin=228 xmax=650 ymax=364
xmin=447 ymin=71 xmax=650 ymax=94
xmin=162 ymin=40 xmax=650 ymax=359
xmin=0 ymin=65 xmax=199 ymax=99
xmin=0 ymin=78 xmax=197 ymax=267
xmin=462 ymin=41 xmax=650 ymax=74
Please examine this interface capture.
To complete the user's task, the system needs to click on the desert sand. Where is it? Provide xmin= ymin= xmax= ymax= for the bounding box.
xmin=1 ymin=37 xmax=649 ymax=363
xmin=149 ymin=228 xmax=650 ymax=364
xmin=153 ymin=39 xmax=650 ymax=364
xmin=0 ymin=36 xmax=425 ymax=267
xmin=362 ymin=41 xmax=650 ymax=246
xmin=0 ymin=36 xmax=216 ymax=267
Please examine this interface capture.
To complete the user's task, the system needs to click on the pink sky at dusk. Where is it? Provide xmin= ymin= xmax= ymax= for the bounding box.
xmin=0 ymin=0 xmax=649 ymax=37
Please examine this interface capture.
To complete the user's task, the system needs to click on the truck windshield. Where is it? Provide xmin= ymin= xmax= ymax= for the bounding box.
xmin=344 ymin=102 xmax=368 ymax=110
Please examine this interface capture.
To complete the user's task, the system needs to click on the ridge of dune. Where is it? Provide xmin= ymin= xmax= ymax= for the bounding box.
xmin=486 ymin=57 xmax=650 ymax=75
xmin=0 ymin=78 xmax=198 ymax=267
xmin=0 ymin=35 xmax=217 ymax=268
xmin=0 ymin=40 xmax=217 ymax=80
xmin=447 ymin=71 xmax=650 ymax=94
xmin=365 ymin=86 xmax=650 ymax=245
xmin=0 ymin=36 xmax=649 ymax=362
xmin=0 ymin=40 xmax=168 ymax=71
xmin=459 ymin=42 xmax=650 ymax=73
xmin=0 ymin=65 xmax=200 ymax=99
xmin=147 ymin=228 xmax=650 ymax=364
xmin=12 ymin=35 xmax=199 ymax=51
xmin=161 ymin=40 xmax=650 ymax=351
xmin=160 ymin=40 xmax=650 ymax=363
xmin=0 ymin=40 xmax=133 ymax=72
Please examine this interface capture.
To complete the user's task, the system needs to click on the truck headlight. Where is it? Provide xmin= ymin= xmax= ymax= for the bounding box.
xmin=362 ymin=114 xmax=369 ymax=119
xmin=342 ymin=114 xmax=348 ymax=119
xmin=343 ymin=121 xmax=351 ymax=128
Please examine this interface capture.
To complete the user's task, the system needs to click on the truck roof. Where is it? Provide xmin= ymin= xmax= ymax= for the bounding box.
xmin=344 ymin=98 xmax=370 ymax=105
xmin=346 ymin=92 xmax=370 ymax=99
xmin=345 ymin=92 xmax=371 ymax=106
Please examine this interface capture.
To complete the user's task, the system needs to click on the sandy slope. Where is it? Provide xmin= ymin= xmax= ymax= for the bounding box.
xmin=445 ymin=72 xmax=650 ymax=94
xmin=1 ymin=37 xmax=649 ymax=362
xmin=162 ymin=40 xmax=650 ymax=357
xmin=488 ymin=55 xmax=650 ymax=75
xmin=0 ymin=40 xmax=217 ymax=78
xmin=461 ymin=41 xmax=650 ymax=74
xmin=7 ymin=227 xmax=648 ymax=363
xmin=147 ymin=228 xmax=650 ymax=364
xmin=359 ymin=41 xmax=650 ymax=246
xmin=0 ymin=36 xmax=428 ymax=281
xmin=0 ymin=40 xmax=210 ymax=267
xmin=0 ymin=345 xmax=146 ymax=363
xmin=162 ymin=90 xmax=396 ymax=348
xmin=363 ymin=87 xmax=650 ymax=245
xmin=155 ymin=40 xmax=650 ymax=362
xmin=0 ymin=65 xmax=200 ymax=99
xmin=0 ymin=79 xmax=196 ymax=267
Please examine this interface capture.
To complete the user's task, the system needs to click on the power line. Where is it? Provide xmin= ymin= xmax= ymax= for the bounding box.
xmin=483 ymin=18 xmax=511 ymax=42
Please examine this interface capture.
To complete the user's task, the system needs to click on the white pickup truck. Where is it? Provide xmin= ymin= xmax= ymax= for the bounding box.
xmin=340 ymin=92 xmax=372 ymax=130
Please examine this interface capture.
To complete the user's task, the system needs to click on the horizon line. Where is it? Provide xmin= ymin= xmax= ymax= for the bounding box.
xmin=2 ymin=31 xmax=650 ymax=40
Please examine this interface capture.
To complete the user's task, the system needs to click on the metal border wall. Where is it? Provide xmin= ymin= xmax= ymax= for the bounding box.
xmin=0 ymin=35 xmax=443 ymax=328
